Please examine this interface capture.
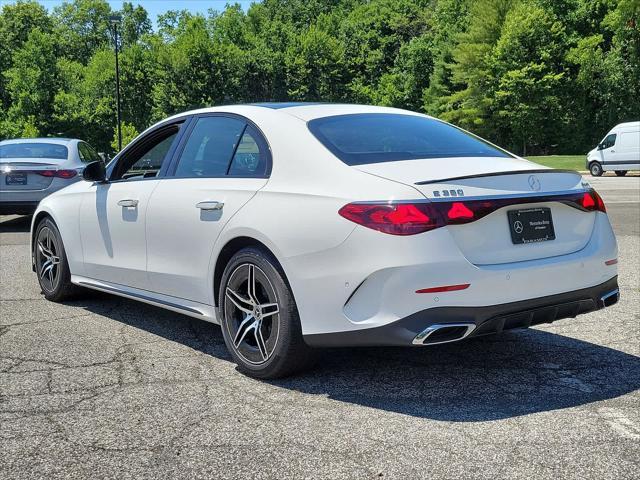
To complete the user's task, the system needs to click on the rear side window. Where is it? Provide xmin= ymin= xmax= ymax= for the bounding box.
xmin=175 ymin=116 xmax=245 ymax=178
xmin=228 ymin=126 xmax=268 ymax=176
xmin=308 ymin=114 xmax=511 ymax=165
xmin=0 ymin=143 xmax=69 ymax=160
xmin=78 ymin=142 xmax=101 ymax=163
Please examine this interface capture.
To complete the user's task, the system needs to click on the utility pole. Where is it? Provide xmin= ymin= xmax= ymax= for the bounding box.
xmin=109 ymin=14 xmax=123 ymax=152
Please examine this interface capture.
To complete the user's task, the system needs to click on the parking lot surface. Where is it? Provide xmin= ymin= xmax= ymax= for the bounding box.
xmin=1 ymin=175 xmax=639 ymax=479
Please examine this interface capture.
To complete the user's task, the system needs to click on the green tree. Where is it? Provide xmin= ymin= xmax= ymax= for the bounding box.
xmin=53 ymin=0 xmax=112 ymax=62
xmin=111 ymin=121 xmax=138 ymax=151
xmin=4 ymin=28 xmax=59 ymax=134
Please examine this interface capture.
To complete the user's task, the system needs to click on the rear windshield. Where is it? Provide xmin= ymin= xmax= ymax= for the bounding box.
xmin=308 ymin=113 xmax=511 ymax=165
xmin=0 ymin=143 xmax=69 ymax=160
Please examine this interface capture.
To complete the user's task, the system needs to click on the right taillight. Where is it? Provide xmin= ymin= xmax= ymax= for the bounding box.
xmin=581 ymin=190 xmax=606 ymax=213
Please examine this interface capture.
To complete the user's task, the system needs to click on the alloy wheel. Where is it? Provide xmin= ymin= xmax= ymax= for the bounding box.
xmin=36 ymin=227 xmax=61 ymax=292
xmin=224 ymin=263 xmax=280 ymax=365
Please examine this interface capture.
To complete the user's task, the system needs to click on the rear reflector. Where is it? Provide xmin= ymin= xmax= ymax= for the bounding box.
xmin=416 ymin=284 xmax=470 ymax=294
xmin=605 ymin=259 xmax=618 ymax=266
xmin=37 ymin=169 xmax=77 ymax=179
xmin=339 ymin=189 xmax=607 ymax=235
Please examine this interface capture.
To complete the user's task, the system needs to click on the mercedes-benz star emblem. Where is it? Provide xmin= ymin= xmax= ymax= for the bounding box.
xmin=514 ymin=220 xmax=524 ymax=234
xmin=528 ymin=174 xmax=541 ymax=191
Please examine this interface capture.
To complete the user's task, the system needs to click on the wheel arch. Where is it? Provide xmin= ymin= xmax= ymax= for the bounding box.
xmin=213 ymin=236 xmax=286 ymax=307
xmin=30 ymin=210 xmax=57 ymax=270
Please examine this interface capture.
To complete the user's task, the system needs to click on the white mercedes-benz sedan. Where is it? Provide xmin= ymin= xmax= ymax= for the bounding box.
xmin=30 ymin=103 xmax=619 ymax=378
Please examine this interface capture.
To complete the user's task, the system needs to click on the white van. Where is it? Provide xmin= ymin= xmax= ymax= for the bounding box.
xmin=587 ymin=121 xmax=640 ymax=176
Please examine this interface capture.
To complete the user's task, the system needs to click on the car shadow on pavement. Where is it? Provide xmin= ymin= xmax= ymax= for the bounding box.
xmin=0 ymin=215 xmax=32 ymax=232
xmin=75 ymin=293 xmax=640 ymax=422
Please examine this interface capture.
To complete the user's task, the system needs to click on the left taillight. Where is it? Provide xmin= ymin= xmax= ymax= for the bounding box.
xmin=37 ymin=169 xmax=78 ymax=179
xmin=338 ymin=203 xmax=444 ymax=235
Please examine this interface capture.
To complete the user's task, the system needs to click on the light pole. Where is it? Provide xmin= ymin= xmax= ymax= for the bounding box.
xmin=109 ymin=14 xmax=123 ymax=152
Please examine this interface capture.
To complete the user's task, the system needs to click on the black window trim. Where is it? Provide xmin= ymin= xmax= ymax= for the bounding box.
xmin=165 ymin=112 xmax=272 ymax=179
xmin=106 ymin=117 xmax=191 ymax=183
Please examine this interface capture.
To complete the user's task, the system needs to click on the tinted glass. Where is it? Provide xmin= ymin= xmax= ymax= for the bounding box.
xmin=175 ymin=117 xmax=245 ymax=178
xmin=308 ymin=114 xmax=511 ymax=165
xmin=78 ymin=142 xmax=101 ymax=163
xmin=121 ymin=132 xmax=177 ymax=180
xmin=602 ymin=134 xmax=616 ymax=149
xmin=228 ymin=126 xmax=267 ymax=176
xmin=0 ymin=143 xmax=68 ymax=160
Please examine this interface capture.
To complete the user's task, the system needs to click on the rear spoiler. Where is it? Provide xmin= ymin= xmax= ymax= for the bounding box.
xmin=415 ymin=169 xmax=580 ymax=185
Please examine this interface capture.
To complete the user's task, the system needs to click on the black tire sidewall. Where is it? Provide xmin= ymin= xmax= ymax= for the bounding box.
xmin=590 ymin=162 xmax=603 ymax=176
xmin=218 ymin=247 xmax=303 ymax=378
xmin=615 ymin=170 xmax=627 ymax=176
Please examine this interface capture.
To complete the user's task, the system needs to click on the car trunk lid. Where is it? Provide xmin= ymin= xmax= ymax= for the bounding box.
xmin=0 ymin=160 xmax=61 ymax=190
xmin=355 ymin=158 xmax=596 ymax=265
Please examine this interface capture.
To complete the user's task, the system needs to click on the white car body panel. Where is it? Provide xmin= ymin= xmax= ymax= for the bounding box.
xmin=79 ymin=180 xmax=159 ymax=288
xmin=31 ymin=104 xmax=619 ymax=347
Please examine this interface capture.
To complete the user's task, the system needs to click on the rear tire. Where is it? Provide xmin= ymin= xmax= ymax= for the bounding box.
xmin=218 ymin=246 xmax=314 ymax=379
xmin=615 ymin=170 xmax=627 ymax=177
xmin=34 ymin=218 xmax=81 ymax=302
xmin=589 ymin=162 xmax=603 ymax=177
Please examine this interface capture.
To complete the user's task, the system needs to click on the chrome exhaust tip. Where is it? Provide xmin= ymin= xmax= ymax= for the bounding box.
xmin=600 ymin=289 xmax=619 ymax=308
xmin=412 ymin=323 xmax=476 ymax=346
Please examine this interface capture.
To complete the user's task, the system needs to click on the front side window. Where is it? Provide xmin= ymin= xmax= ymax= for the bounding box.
xmin=308 ymin=113 xmax=511 ymax=166
xmin=175 ymin=116 xmax=245 ymax=178
xmin=601 ymin=134 xmax=617 ymax=149
xmin=111 ymin=125 xmax=181 ymax=181
xmin=0 ymin=143 xmax=68 ymax=160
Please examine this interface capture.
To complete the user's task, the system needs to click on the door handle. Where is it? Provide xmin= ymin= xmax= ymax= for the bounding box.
xmin=117 ymin=199 xmax=139 ymax=208
xmin=196 ymin=201 xmax=224 ymax=211
xmin=610 ymin=150 xmax=615 ymax=153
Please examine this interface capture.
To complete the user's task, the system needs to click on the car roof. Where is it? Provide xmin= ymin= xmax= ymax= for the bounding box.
xmin=0 ymin=137 xmax=78 ymax=146
xmin=161 ymin=103 xmax=428 ymax=124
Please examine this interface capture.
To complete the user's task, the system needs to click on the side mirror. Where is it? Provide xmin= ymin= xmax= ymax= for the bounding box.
xmin=597 ymin=143 xmax=604 ymax=151
xmin=82 ymin=161 xmax=107 ymax=182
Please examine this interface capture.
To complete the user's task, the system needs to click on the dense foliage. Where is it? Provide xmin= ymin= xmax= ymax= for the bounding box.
xmin=0 ymin=0 xmax=638 ymax=155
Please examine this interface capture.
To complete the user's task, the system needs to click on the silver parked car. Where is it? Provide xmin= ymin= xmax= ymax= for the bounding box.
xmin=0 ymin=138 xmax=101 ymax=215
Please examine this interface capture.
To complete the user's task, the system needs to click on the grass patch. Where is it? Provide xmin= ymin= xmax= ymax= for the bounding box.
xmin=526 ymin=155 xmax=586 ymax=171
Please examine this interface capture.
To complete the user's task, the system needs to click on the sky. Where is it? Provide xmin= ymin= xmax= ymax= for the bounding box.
xmin=0 ymin=1 xmax=257 ymax=25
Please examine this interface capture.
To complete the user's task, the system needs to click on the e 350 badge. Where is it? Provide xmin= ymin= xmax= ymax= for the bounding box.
xmin=433 ymin=189 xmax=465 ymax=198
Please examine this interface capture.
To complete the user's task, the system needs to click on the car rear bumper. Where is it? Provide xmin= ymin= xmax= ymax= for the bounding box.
xmin=303 ymin=276 xmax=619 ymax=347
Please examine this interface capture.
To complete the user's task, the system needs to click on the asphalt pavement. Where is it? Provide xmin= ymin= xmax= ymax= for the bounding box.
xmin=1 ymin=174 xmax=639 ymax=479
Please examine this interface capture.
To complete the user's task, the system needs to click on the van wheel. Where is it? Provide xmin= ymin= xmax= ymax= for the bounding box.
xmin=589 ymin=162 xmax=603 ymax=177
xmin=615 ymin=170 xmax=627 ymax=177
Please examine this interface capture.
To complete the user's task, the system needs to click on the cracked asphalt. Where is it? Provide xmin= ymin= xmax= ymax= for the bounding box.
xmin=1 ymin=175 xmax=639 ymax=479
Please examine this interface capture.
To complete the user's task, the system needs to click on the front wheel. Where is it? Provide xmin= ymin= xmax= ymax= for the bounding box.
xmin=34 ymin=217 xmax=80 ymax=302
xmin=615 ymin=170 xmax=627 ymax=177
xmin=590 ymin=162 xmax=603 ymax=177
xmin=218 ymin=247 xmax=314 ymax=379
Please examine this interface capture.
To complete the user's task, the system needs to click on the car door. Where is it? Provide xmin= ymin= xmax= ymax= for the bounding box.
xmin=78 ymin=121 xmax=185 ymax=288
xmin=145 ymin=114 xmax=270 ymax=303
xmin=599 ymin=133 xmax=618 ymax=165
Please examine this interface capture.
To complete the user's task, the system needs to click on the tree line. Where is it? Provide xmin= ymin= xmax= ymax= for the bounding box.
xmin=0 ymin=0 xmax=638 ymax=156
